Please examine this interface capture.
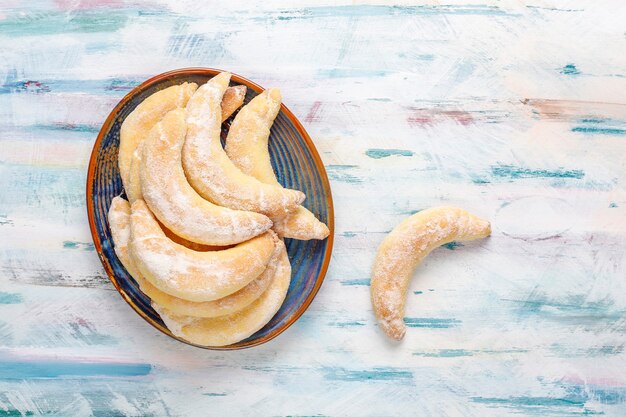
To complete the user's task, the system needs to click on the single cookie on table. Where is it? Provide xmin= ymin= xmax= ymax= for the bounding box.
xmin=129 ymin=199 xmax=277 ymax=303
xmin=182 ymin=72 xmax=305 ymax=218
xmin=225 ymin=88 xmax=329 ymax=240
xmin=140 ymin=108 xmax=272 ymax=246
xmin=370 ymin=206 xmax=490 ymax=341
xmin=107 ymin=196 xmax=278 ymax=318
xmin=155 ymin=239 xmax=291 ymax=347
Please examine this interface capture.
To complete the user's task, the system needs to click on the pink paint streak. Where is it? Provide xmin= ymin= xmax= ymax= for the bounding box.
xmin=406 ymin=112 xmax=434 ymax=127
xmin=446 ymin=110 xmax=474 ymax=126
xmin=305 ymin=101 xmax=322 ymax=123
xmin=407 ymin=108 xmax=474 ymax=128
xmin=55 ymin=0 xmax=123 ymax=10
xmin=522 ymin=98 xmax=626 ymax=120
xmin=563 ymin=374 xmax=626 ymax=387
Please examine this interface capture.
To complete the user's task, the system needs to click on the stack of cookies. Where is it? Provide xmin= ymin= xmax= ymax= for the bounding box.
xmin=108 ymin=73 xmax=329 ymax=347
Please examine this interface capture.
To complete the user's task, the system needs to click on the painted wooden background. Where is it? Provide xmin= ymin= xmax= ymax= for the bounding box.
xmin=1 ymin=1 xmax=625 ymax=416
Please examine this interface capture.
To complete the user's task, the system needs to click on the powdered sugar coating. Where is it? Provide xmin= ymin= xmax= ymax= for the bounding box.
xmin=182 ymin=73 xmax=305 ymax=217
xmin=155 ymin=239 xmax=292 ymax=347
xmin=271 ymin=206 xmax=329 ymax=240
xmin=141 ymin=243 xmax=281 ymax=318
xmin=126 ymin=142 xmax=144 ymax=203
xmin=370 ymin=206 xmax=491 ymax=341
xmin=127 ymin=137 xmax=233 ymax=251
xmin=108 ymin=196 xmax=142 ymax=279
xmin=108 ymin=197 xmax=280 ymax=318
xmin=224 ymin=88 xmax=329 ymax=240
xmin=129 ymin=199 xmax=277 ymax=302
xmin=140 ymin=108 xmax=272 ymax=246
xmin=119 ymin=82 xmax=248 ymax=196
xmin=225 ymin=88 xmax=282 ymax=184
xmin=119 ymin=82 xmax=198 ymax=190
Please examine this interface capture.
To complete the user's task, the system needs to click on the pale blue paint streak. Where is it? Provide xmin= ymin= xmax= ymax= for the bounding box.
xmin=0 ymin=293 xmax=22 ymax=305
xmin=0 ymin=361 xmax=151 ymax=379
xmin=365 ymin=149 xmax=414 ymax=159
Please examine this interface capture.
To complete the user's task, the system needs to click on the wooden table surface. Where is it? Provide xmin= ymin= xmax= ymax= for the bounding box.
xmin=1 ymin=1 xmax=625 ymax=416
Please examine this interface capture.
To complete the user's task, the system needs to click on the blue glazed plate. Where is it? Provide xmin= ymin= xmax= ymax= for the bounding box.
xmin=86 ymin=68 xmax=334 ymax=350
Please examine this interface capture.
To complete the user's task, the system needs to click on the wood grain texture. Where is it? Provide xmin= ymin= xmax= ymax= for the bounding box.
xmin=0 ymin=0 xmax=625 ymax=416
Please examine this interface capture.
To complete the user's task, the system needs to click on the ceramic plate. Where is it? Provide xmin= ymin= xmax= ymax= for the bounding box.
xmin=86 ymin=68 xmax=334 ymax=349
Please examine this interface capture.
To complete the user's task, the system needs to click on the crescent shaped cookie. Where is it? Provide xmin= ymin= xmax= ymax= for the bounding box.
xmin=371 ymin=206 xmax=491 ymax=341
xmin=108 ymin=197 xmax=278 ymax=318
xmin=126 ymin=142 xmax=144 ymax=203
xmin=140 ymin=249 xmax=278 ymax=318
xmin=129 ymin=199 xmax=277 ymax=302
xmin=108 ymin=196 xmax=142 ymax=279
xmin=140 ymin=108 xmax=272 ymax=246
xmin=119 ymin=82 xmax=198 ymax=190
xmin=224 ymin=88 xmax=282 ymax=183
xmin=182 ymin=72 xmax=305 ymax=217
xmin=128 ymin=138 xmax=234 ymax=252
xmin=119 ymin=83 xmax=246 ymax=190
xmin=224 ymin=88 xmax=329 ymax=240
xmin=154 ymin=239 xmax=292 ymax=346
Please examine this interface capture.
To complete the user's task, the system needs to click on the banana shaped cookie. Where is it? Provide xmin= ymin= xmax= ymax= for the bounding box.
xmin=119 ymin=82 xmax=197 ymax=191
xmin=155 ymin=239 xmax=292 ymax=347
xmin=224 ymin=88 xmax=329 ymax=240
xmin=140 ymin=249 xmax=278 ymax=318
xmin=108 ymin=196 xmax=142 ymax=279
xmin=224 ymin=89 xmax=282 ymax=184
xmin=119 ymin=83 xmax=246 ymax=190
xmin=182 ymin=72 xmax=305 ymax=217
xmin=129 ymin=199 xmax=277 ymax=302
xmin=126 ymin=142 xmax=143 ymax=203
xmin=108 ymin=197 xmax=278 ymax=318
xmin=140 ymin=108 xmax=272 ymax=246
xmin=128 ymin=136 xmax=236 ymax=252
xmin=371 ymin=206 xmax=491 ymax=341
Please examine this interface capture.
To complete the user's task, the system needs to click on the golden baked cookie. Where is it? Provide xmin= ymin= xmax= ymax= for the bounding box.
xmin=224 ymin=88 xmax=329 ymax=240
xmin=371 ymin=206 xmax=490 ymax=340
xmin=182 ymin=72 xmax=305 ymax=217
xmin=108 ymin=197 xmax=278 ymax=318
xmin=119 ymin=83 xmax=197 ymax=191
xmin=119 ymin=83 xmax=247 ymax=191
xmin=140 ymin=108 xmax=272 ymax=246
xmin=155 ymin=239 xmax=291 ymax=346
xmin=129 ymin=199 xmax=277 ymax=303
